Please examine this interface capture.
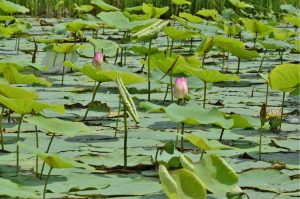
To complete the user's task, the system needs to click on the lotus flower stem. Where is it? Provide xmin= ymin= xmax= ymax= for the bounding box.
xmin=123 ymin=103 xmax=128 ymax=167
xmin=265 ymin=83 xmax=269 ymax=108
xmin=190 ymin=38 xmax=193 ymax=52
xmin=170 ymin=75 xmax=174 ymax=102
xmin=202 ymin=53 xmax=206 ymax=69
xmin=114 ymin=48 xmax=119 ymax=65
xmin=61 ymin=53 xmax=67 ymax=86
xmin=258 ymin=49 xmax=267 ymax=72
xmin=169 ymin=39 xmax=174 ymax=56
xmin=253 ymin=32 xmax=258 ymax=48
xmin=219 ymin=128 xmax=225 ymax=142
xmin=181 ymin=122 xmax=184 ymax=152
xmin=35 ymin=125 xmax=39 ymax=176
xmin=0 ymin=107 xmax=4 ymax=151
xmin=163 ymin=85 xmax=169 ymax=104
xmin=40 ymin=134 xmax=55 ymax=179
xmin=114 ymin=96 xmax=121 ymax=138
xmin=147 ymin=40 xmax=152 ymax=101
xmin=16 ymin=114 xmax=24 ymax=174
xmin=203 ymin=82 xmax=207 ymax=108
xmin=279 ymin=92 xmax=285 ymax=131
xmin=82 ymin=82 xmax=101 ymax=121
xmin=43 ymin=167 xmax=53 ymax=199
xmin=258 ymin=125 xmax=263 ymax=160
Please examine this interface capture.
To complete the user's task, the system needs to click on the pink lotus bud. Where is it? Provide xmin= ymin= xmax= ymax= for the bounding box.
xmin=92 ymin=52 xmax=104 ymax=68
xmin=173 ymin=77 xmax=188 ymax=99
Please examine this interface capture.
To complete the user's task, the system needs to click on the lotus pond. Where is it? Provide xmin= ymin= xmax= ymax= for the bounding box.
xmin=0 ymin=0 xmax=299 ymax=198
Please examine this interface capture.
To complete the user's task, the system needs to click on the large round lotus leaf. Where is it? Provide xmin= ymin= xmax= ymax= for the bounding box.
xmin=24 ymin=115 xmax=91 ymax=137
xmin=240 ymin=18 xmax=274 ymax=36
xmin=283 ymin=15 xmax=300 ymax=28
xmin=180 ymin=154 xmax=239 ymax=194
xmin=195 ymin=37 xmax=214 ymax=56
xmin=197 ymin=9 xmax=219 ymax=21
xmin=171 ymin=0 xmax=191 ymax=5
xmin=164 ymin=103 xmax=234 ymax=129
xmin=0 ymin=96 xmax=64 ymax=115
xmin=214 ymin=35 xmax=260 ymax=59
xmin=185 ymin=134 xmax=235 ymax=150
xmin=19 ymin=142 xmax=94 ymax=170
xmin=91 ymin=0 xmax=120 ymax=11
xmin=163 ymin=26 xmax=194 ymax=40
xmin=0 ymin=0 xmax=29 ymax=14
xmin=158 ymin=165 xmax=206 ymax=199
xmin=228 ymin=0 xmax=254 ymax=8
xmin=0 ymin=178 xmax=37 ymax=198
xmin=0 ymin=84 xmax=39 ymax=99
xmin=179 ymin=12 xmax=203 ymax=23
xmin=191 ymin=68 xmax=240 ymax=83
xmin=142 ymin=3 xmax=169 ymax=18
xmin=0 ymin=64 xmax=51 ymax=86
xmin=269 ymin=64 xmax=300 ymax=94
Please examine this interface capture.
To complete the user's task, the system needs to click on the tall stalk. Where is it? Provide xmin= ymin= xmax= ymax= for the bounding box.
xmin=123 ymin=103 xmax=128 ymax=168
xmin=16 ymin=115 xmax=24 ymax=174
xmin=40 ymin=134 xmax=55 ymax=179
xmin=279 ymin=92 xmax=285 ymax=131
xmin=147 ymin=39 xmax=152 ymax=101
xmin=203 ymin=82 xmax=207 ymax=108
xmin=82 ymin=82 xmax=101 ymax=121
xmin=0 ymin=107 xmax=4 ymax=151
xmin=43 ymin=167 xmax=53 ymax=199
xmin=61 ymin=53 xmax=67 ymax=86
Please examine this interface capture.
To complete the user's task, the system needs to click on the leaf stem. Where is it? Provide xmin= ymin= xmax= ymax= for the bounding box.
xmin=114 ymin=96 xmax=121 ymax=138
xmin=0 ymin=107 xmax=4 ymax=151
xmin=123 ymin=102 xmax=128 ymax=168
xmin=279 ymin=92 xmax=285 ymax=131
xmin=82 ymin=81 xmax=101 ymax=121
xmin=61 ymin=53 xmax=67 ymax=86
xmin=40 ymin=133 xmax=55 ymax=179
xmin=16 ymin=115 xmax=24 ymax=174
xmin=43 ymin=167 xmax=53 ymax=199
xmin=219 ymin=128 xmax=225 ymax=142
xmin=203 ymin=82 xmax=207 ymax=108
xmin=35 ymin=125 xmax=39 ymax=176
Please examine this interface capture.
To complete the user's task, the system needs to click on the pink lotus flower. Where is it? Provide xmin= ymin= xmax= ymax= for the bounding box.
xmin=92 ymin=52 xmax=104 ymax=68
xmin=173 ymin=77 xmax=188 ymax=99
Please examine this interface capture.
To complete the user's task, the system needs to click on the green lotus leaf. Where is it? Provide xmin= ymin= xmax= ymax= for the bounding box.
xmin=48 ymin=43 xmax=81 ymax=54
xmin=0 ymin=0 xmax=29 ymax=14
xmin=64 ymin=61 xmax=112 ymax=83
xmin=0 ymin=178 xmax=38 ymax=198
xmin=0 ymin=95 xmax=64 ymax=115
xmin=142 ymin=3 xmax=169 ymax=18
xmin=88 ymin=37 xmax=119 ymax=56
xmin=240 ymin=18 xmax=274 ymax=36
xmin=0 ymin=15 xmax=15 ymax=21
xmin=179 ymin=12 xmax=203 ymax=23
xmin=91 ymin=0 xmax=120 ymax=11
xmin=0 ymin=24 xmax=21 ymax=37
xmin=172 ymin=15 xmax=195 ymax=29
xmin=258 ymin=38 xmax=291 ymax=50
xmin=64 ymin=61 xmax=145 ymax=85
xmin=228 ymin=0 xmax=254 ymax=9
xmin=171 ymin=0 xmax=191 ymax=5
xmin=195 ymin=37 xmax=214 ymax=57
xmin=165 ymin=103 xmax=234 ymax=128
xmin=130 ymin=45 xmax=159 ymax=56
xmin=180 ymin=154 xmax=239 ymax=194
xmin=280 ymin=4 xmax=300 ymax=15
xmin=74 ymin=4 xmax=94 ymax=13
xmin=98 ymin=11 xmax=157 ymax=32
xmin=163 ymin=26 xmax=194 ymax=40
xmin=143 ymin=52 xmax=201 ymax=75
xmin=283 ymin=15 xmax=300 ymax=28
xmin=214 ymin=35 xmax=260 ymax=59
xmin=0 ymin=84 xmax=38 ymax=99
xmin=196 ymin=9 xmax=219 ymax=21
xmin=19 ymin=142 xmax=94 ymax=170
xmin=66 ymin=20 xmax=99 ymax=32
xmin=139 ymin=101 xmax=165 ymax=113
xmin=269 ymin=63 xmax=300 ymax=94
xmin=24 ymin=115 xmax=91 ymax=137
xmin=185 ymin=134 xmax=235 ymax=150
xmin=191 ymin=68 xmax=240 ymax=83
xmin=223 ymin=23 xmax=242 ymax=36
xmin=158 ymin=165 xmax=206 ymax=199
xmin=229 ymin=114 xmax=259 ymax=128
xmin=131 ymin=19 xmax=169 ymax=42
xmin=0 ymin=64 xmax=51 ymax=86
xmin=270 ymin=28 xmax=296 ymax=41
